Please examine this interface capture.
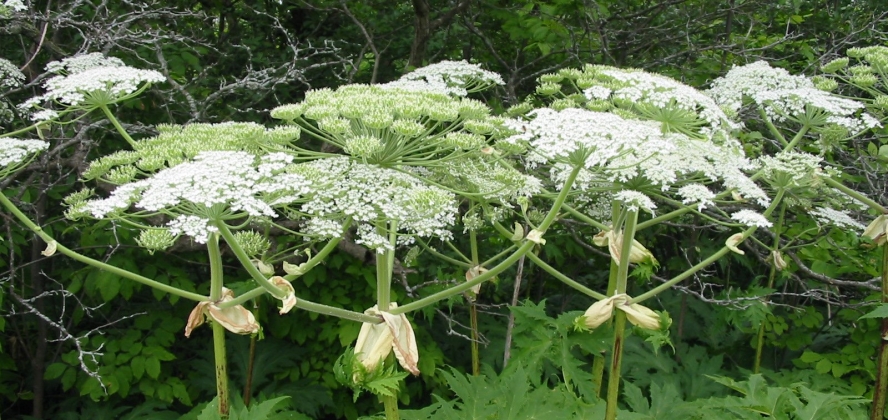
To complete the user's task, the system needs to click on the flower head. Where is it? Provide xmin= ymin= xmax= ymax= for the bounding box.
xmin=708 ymin=61 xmax=879 ymax=135
xmin=23 ymin=53 xmax=164 ymax=110
xmin=383 ymin=60 xmax=504 ymax=96
xmin=69 ymin=151 xmax=313 ymax=243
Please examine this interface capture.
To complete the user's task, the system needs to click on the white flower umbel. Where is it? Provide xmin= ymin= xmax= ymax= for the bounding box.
xmin=614 ymin=190 xmax=657 ymax=214
xmin=757 ymin=151 xmax=825 ymax=189
xmin=271 ymin=84 xmax=496 ymax=165
xmin=677 ymin=184 xmax=715 ymax=211
xmin=70 ymin=151 xmax=313 ymax=243
xmin=506 ymin=107 xmax=768 ymax=206
xmin=383 ymin=60 xmax=504 ymax=96
xmin=292 ymin=157 xmax=457 ymax=251
xmin=810 ymin=207 xmax=865 ymax=231
xmin=0 ymin=58 xmax=24 ymax=88
xmin=81 ymin=122 xmax=300 ymax=182
xmin=708 ymin=61 xmax=879 ymax=134
xmin=1 ymin=138 xmax=47 ymax=176
xmin=731 ymin=209 xmax=773 ymax=228
xmin=23 ymin=53 xmax=164 ymax=111
xmin=0 ymin=0 xmax=25 ymax=17
xmin=583 ymin=66 xmax=740 ymax=139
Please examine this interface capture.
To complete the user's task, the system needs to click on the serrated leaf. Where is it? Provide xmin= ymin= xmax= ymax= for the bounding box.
xmin=859 ymin=303 xmax=888 ymax=319
xmin=622 ymin=381 xmax=650 ymax=413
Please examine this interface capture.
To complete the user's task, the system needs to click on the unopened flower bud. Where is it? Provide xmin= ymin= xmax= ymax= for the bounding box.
xmin=582 ymin=295 xmax=619 ymax=329
xmin=769 ymin=251 xmax=787 ymax=271
xmin=726 ymin=233 xmax=745 ymax=255
xmin=354 ymin=304 xmax=420 ymax=377
xmin=620 ymin=303 xmax=661 ymax=330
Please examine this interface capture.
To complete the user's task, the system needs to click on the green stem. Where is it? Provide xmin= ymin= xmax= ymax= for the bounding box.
xmin=469 ymin=230 xmax=480 ymax=376
xmin=0 ymin=121 xmax=44 ymax=138
xmin=631 ymin=188 xmax=786 ymax=305
xmin=417 ymin=240 xmax=472 ymax=268
xmin=376 ymin=222 xmax=397 ymax=310
xmin=390 ymin=164 xmax=584 ymax=315
xmin=821 ymin=176 xmax=888 ymax=213
xmin=524 ymin=252 xmax=607 ymax=300
xmin=383 ymin=394 xmax=400 ymax=420
xmin=217 ymin=286 xmax=379 ymax=323
xmin=604 ymin=311 xmax=627 ymax=420
xmin=760 ymin=108 xmax=789 ymax=147
xmin=783 ymin=124 xmax=810 ymax=151
xmin=0 ymin=192 xmax=206 ymax=301
xmin=207 ymin=233 xmax=230 ymax=418
xmin=216 ymin=224 xmax=287 ymax=300
xmin=754 ymin=202 xmax=786 ymax=374
xmin=283 ymin=228 xmax=350 ymax=282
xmin=603 ymin=208 xmax=638 ymax=420
xmin=871 ymin=244 xmax=888 ymax=420
xmin=99 ymin=105 xmax=137 ymax=148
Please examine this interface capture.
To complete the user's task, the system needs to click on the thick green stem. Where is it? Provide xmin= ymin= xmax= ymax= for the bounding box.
xmin=218 ymin=287 xmax=378 ymax=322
xmin=603 ymin=209 xmax=638 ymax=420
xmin=469 ymin=230 xmax=480 ymax=376
xmin=99 ymin=105 xmax=137 ymax=147
xmin=604 ymin=311 xmax=627 ymax=420
xmin=376 ymin=222 xmax=397 ymax=309
xmin=207 ymin=234 xmax=230 ymax=418
xmin=760 ymin=108 xmax=789 ymax=147
xmin=212 ymin=321 xmax=230 ymax=418
xmin=383 ymin=394 xmax=400 ymax=420
xmin=754 ymin=202 xmax=786 ymax=373
xmin=871 ymin=244 xmax=888 ymax=420
xmin=0 ymin=192 xmax=206 ymax=301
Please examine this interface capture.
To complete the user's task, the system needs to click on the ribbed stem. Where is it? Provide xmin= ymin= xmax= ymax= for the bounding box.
xmin=207 ymin=234 xmax=230 ymax=418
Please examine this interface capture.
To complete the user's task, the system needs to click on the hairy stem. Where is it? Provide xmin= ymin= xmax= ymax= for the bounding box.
xmin=754 ymin=202 xmax=785 ymax=373
xmin=207 ymin=234 xmax=230 ymax=418
xmin=871 ymin=244 xmax=888 ymax=420
xmin=0 ymin=192 xmax=207 ymax=301
xmin=604 ymin=209 xmax=638 ymax=420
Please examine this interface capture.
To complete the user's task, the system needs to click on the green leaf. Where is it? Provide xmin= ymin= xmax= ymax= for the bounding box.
xmin=131 ymin=356 xmax=145 ymax=380
xmin=814 ymin=358 xmax=832 ymax=374
xmin=145 ymin=356 xmax=161 ymax=379
xmin=44 ymin=362 xmax=67 ymax=380
xmin=798 ymin=351 xmax=821 ymax=364
xmin=859 ymin=303 xmax=888 ymax=319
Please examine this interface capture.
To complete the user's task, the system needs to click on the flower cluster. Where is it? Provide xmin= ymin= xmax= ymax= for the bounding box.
xmin=21 ymin=53 xmax=164 ymax=114
xmin=291 ymin=157 xmax=457 ymax=252
xmin=756 ymin=151 xmax=825 ymax=189
xmin=82 ymin=122 xmax=301 ymax=182
xmin=809 ymin=206 xmax=865 ymax=231
xmin=581 ymin=66 xmax=739 ymax=139
xmin=271 ymin=84 xmax=496 ymax=165
xmin=503 ymin=107 xmax=768 ymax=206
xmin=68 ymin=151 xmax=313 ymax=243
xmin=708 ymin=61 xmax=880 ymax=134
xmin=0 ymin=138 xmax=47 ymax=176
xmin=0 ymin=0 xmax=25 ymax=17
xmin=0 ymin=58 xmax=24 ymax=89
xmin=382 ymin=60 xmax=504 ymax=97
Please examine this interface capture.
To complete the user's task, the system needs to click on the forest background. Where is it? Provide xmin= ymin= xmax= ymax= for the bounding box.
xmin=1 ymin=0 xmax=888 ymax=419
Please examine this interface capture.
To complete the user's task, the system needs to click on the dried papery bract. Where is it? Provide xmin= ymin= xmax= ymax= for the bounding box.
xmin=184 ymin=288 xmax=260 ymax=337
xmin=863 ymin=214 xmax=888 ymax=247
xmin=354 ymin=304 xmax=420 ymax=377
xmin=593 ymin=229 xmax=657 ymax=265
xmin=270 ymin=276 xmax=297 ymax=314
xmin=726 ymin=233 xmax=746 ymax=255
xmin=465 ymin=266 xmax=488 ymax=298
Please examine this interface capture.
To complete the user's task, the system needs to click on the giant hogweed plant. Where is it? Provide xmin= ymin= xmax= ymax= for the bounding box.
xmin=502 ymin=62 xmax=881 ymax=419
xmin=0 ymin=47 xmax=884 ymax=419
